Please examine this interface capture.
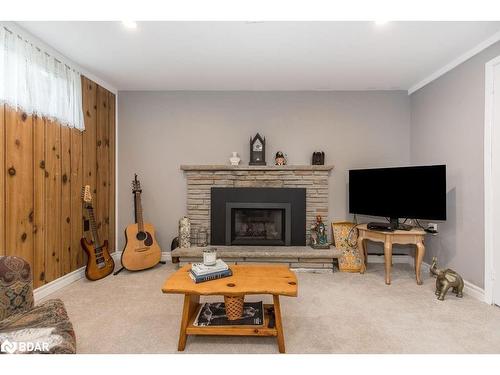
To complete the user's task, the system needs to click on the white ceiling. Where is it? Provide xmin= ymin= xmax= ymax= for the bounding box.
xmin=16 ymin=21 xmax=500 ymax=91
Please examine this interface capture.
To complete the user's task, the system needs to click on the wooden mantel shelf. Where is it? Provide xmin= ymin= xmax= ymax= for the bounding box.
xmin=180 ymin=164 xmax=334 ymax=171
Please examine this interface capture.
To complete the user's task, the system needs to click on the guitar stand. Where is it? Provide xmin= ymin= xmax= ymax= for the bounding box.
xmin=113 ymin=261 xmax=167 ymax=276
xmin=113 ymin=267 xmax=125 ymax=276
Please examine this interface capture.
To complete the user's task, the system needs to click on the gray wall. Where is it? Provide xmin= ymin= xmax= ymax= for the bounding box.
xmin=410 ymin=41 xmax=500 ymax=288
xmin=118 ymin=91 xmax=410 ymax=252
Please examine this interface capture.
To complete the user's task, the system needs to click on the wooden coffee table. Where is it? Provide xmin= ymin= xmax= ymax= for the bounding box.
xmin=162 ymin=264 xmax=298 ymax=353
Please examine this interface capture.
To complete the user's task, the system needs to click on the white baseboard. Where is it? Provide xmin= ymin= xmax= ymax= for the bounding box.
xmin=420 ymin=261 xmax=485 ymax=302
xmin=34 ymin=266 xmax=86 ymax=302
xmin=462 ymin=280 xmax=486 ymax=302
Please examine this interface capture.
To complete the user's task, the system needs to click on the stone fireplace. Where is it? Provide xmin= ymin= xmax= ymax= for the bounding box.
xmin=174 ymin=164 xmax=340 ymax=270
xmin=181 ymin=164 xmax=333 ymax=244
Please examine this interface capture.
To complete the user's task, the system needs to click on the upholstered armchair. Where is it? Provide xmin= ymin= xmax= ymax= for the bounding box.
xmin=0 ymin=256 xmax=76 ymax=354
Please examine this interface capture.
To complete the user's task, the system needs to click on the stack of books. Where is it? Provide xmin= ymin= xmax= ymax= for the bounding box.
xmin=189 ymin=259 xmax=232 ymax=283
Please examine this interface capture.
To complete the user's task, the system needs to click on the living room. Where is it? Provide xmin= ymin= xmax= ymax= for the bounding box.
xmin=2 ymin=0 xmax=500 ymax=372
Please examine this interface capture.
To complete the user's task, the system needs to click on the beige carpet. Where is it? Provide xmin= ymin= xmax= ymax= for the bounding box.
xmin=42 ymin=262 xmax=500 ymax=354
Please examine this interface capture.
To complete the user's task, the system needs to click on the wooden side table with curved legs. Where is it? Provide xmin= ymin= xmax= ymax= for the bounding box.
xmin=357 ymin=224 xmax=426 ymax=285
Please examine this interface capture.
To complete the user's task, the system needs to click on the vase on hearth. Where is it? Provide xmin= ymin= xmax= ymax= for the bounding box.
xmin=179 ymin=216 xmax=191 ymax=248
xmin=229 ymin=152 xmax=241 ymax=166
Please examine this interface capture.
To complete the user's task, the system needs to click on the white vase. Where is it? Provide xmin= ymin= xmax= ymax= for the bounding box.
xmin=229 ymin=152 xmax=241 ymax=166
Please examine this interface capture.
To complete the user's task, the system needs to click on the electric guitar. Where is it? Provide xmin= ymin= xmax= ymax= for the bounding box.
xmin=81 ymin=185 xmax=115 ymax=280
xmin=121 ymin=175 xmax=162 ymax=271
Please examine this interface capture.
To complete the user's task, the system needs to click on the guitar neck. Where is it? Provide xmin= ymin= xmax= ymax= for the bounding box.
xmin=135 ymin=192 xmax=145 ymax=232
xmin=86 ymin=205 xmax=101 ymax=248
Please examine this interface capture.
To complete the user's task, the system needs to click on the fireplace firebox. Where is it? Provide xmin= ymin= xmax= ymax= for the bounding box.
xmin=211 ymin=187 xmax=306 ymax=246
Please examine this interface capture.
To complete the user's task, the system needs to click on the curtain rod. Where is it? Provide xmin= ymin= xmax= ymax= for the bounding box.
xmin=2 ymin=25 xmax=78 ymax=73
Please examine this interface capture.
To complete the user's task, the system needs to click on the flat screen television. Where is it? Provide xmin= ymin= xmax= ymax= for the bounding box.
xmin=349 ymin=165 xmax=446 ymax=226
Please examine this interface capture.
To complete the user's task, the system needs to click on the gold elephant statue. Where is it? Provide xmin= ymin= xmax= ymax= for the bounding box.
xmin=430 ymin=257 xmax=464 ymax=301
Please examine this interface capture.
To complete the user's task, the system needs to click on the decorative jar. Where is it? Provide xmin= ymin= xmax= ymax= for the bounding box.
xmin=198 ymin=226 xmax=208 ymax=247
xmin=179 ymin=216 xmax=191 ymax=248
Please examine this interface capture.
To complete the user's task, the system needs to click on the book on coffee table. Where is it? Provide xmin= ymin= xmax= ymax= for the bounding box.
xmin=189 ymin=268 xmax=233 ymax=283
xmin=193 ymin=301 xmax=264 ymax=327
xmin=191 ymin=259 xmax=228 ymax=276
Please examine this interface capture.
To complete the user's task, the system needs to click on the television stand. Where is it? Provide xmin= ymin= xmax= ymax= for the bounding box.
xmin=357 ymin=224 xmax=426 ymax=285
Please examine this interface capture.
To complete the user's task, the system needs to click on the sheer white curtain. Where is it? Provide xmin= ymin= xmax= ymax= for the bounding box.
xmin=0 ymin=26 xmax=84 ymax=130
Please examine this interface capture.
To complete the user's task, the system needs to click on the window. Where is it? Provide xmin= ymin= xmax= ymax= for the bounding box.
xmin=0 ymin=26 xmax=84 ymax=130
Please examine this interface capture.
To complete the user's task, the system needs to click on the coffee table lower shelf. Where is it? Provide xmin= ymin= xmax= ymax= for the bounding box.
xmin=186 ymin=303 xmax=278 ymax=337
xmin=177 ymin=294 xmax=286 ymax=353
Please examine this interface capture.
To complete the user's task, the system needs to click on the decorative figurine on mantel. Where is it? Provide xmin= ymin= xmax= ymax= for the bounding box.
xmin=310 ymin=215 xmax=330 ymax=249
xmin=312 ymin=151 xmax=325 ymax=165
xmin=249 ymin=133 xmax=266 ymax=165
xmin=275 ymin=151 xmax=287 ymax=166
xmin=430 ymin=257 xmax=464 ymax=301
xmin=229 ymin=152 xmax=241 ymax=166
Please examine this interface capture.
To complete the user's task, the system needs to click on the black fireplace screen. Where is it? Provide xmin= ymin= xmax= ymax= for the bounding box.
xmin=232 ymin=208 xmax=285 ymax=245
xmin=225 ymin=202 xmax=291 ymax=245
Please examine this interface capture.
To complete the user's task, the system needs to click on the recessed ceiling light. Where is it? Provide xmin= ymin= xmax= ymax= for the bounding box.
xmin=122 ymin=21 xmax=137 ymax=29
xmin=374 ymin=20 xmax=389 ymax=26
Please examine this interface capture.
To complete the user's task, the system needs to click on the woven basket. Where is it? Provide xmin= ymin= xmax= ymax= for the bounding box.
xmin=224 ymin=295 xmax=245 ymax=320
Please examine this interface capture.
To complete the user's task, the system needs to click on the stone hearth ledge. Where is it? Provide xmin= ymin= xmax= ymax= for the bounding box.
xmin=171 ymin=246 xmax=342 ymax=270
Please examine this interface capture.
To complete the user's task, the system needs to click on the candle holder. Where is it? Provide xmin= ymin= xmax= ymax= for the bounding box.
xmin=203 ymin=247 xmax=217 ymax=266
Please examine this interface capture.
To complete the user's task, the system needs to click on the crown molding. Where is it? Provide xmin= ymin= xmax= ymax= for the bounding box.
xmin=408 ymin=30 xmax=500 ymax=95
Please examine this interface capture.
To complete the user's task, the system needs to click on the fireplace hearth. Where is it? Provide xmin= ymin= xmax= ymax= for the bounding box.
xmin=211 ymin=187 xmax=305 ymax=246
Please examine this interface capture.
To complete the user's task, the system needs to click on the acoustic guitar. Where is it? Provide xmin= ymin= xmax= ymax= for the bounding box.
xmin=81 ymin=185 xmax=115 ymax=280
xmin=121 ymin=175 xmax=162 ymax=271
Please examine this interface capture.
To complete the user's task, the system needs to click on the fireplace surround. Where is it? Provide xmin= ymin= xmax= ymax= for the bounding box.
xmin=181 ymin=164 xmax=333 ymax=246
xmin=211 ymin=187 xmax=306 ymax=246
xmin=174 ymin=165 xmax=338 ymax=269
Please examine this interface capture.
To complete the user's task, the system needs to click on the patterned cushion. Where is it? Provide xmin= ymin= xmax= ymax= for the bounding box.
xmin=0 ymin=299 xmax=76 ymax=354
xmin=0 ymin=256 xmax=34 ymax=321
xmin=0 ymin=256 xmax=76 ymax=354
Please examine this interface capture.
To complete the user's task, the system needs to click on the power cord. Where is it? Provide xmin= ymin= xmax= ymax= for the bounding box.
xmin=415 ymin=219 xmax=426 ymax=230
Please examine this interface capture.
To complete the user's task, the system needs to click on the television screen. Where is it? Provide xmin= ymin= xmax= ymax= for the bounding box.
xmin=349 ymin=165 xmax=446 ymax=221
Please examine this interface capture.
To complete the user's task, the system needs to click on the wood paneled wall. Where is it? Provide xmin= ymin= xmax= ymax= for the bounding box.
xmin=0 ymin=76 xmax=116 ymax=287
